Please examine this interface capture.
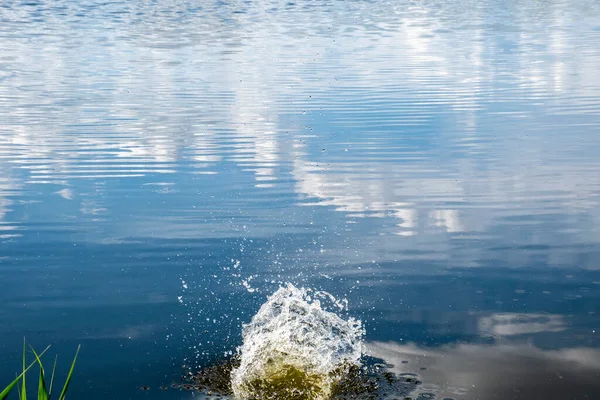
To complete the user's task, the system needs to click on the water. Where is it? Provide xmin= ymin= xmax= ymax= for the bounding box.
xmin=231 ymin=284 xmax=363 ymax=400
xmin=1 ymin=0 xmax=600 ymax=399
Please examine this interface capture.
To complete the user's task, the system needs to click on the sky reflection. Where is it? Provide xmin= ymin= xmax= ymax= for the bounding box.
xmin=368 ymin=340 xmax=600 ymax=400
xmin=1 ymin=0 xmax=600 ymax=399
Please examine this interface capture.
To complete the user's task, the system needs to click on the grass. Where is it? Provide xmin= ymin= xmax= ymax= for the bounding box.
xmin=1 ymin=340 xmax=80 ymax=400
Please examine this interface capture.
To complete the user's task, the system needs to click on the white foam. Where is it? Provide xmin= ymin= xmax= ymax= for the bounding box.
xmin=231 ymin=283 xmax=364 ymax=399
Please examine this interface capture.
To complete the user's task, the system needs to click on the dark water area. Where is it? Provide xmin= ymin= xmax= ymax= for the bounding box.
xmin=1 ymin=0 xmax=600 ymax=399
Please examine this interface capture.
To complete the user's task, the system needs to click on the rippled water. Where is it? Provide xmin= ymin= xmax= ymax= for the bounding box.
xmin=1 ymin=0 xmax=600 ymax=399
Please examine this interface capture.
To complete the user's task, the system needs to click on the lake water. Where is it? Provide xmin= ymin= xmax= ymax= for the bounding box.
xmin=1 ymin=0 xmax=600 ymax=399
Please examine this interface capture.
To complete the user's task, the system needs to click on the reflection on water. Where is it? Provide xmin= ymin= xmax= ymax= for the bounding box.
xmin=0 ymin=0 xmax=599 ymax=247
xmin=478 ymin=313 xmax=566 ymax=337
xmin=368 ymin=341 xmax=600 ymax=400
xmin=1 ymin=0 xmax=600 ymax=399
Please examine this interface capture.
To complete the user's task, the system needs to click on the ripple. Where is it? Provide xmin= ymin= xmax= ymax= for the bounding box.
xmin=1 ymin=1 xmax=600 ymax=397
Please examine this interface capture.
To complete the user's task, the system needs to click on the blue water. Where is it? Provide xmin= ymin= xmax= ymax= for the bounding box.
xmin=1 ymin=0 xmax=600 ymax=399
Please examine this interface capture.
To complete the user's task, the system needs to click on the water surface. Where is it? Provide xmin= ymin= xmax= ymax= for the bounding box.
xmin=1 ymin=0 xmax=600 ymax=399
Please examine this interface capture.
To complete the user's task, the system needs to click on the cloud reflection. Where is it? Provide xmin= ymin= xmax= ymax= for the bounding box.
xmin=0 ymin=0 xmax=599 ymax=247
xmin=478 ymin=313 xmax=566 ymax=337
xmin=0 ymin=172 xmax=21 ymax=238
xmin=367 ymin=340 xmax=600 ymax=400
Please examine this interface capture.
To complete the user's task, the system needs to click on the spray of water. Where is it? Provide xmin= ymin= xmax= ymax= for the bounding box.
xmin=230 ymin=283 xmax=364 ymax=400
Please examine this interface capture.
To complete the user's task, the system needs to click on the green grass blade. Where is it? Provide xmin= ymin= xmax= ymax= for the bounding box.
xmin=57 ymin=345 xmax=80 ymax=400
xmin=0 ymin=346 xmax=50 ymax=400
xmin=22 ymin=339 xmax=27 ymax=400
xmin=1 ymin=345 xmax=49 ymax=400
xmin=16 ymin=377 xmax=22 ymax=400
xmin=29 ymin=347 xmax=49 ymax=400
xmin=48 ymin=356 xmax=58 ymax=398
xmin=0 ymin=374 xmax=22 ymax=400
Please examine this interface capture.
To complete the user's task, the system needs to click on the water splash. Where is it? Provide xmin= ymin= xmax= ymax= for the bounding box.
xmin=230 ymin=283 xmax=364 ymax=400
xmin=178 ymin=284 xmax=428 ymax=398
